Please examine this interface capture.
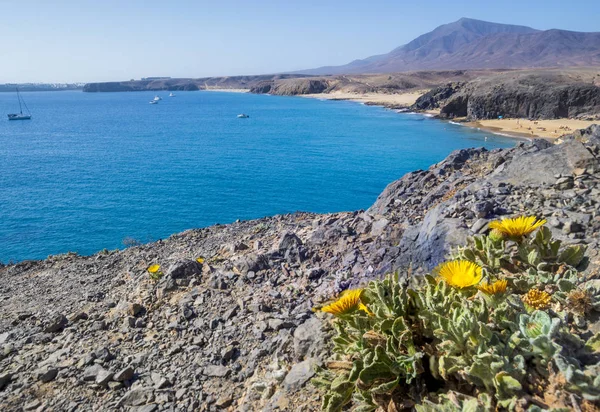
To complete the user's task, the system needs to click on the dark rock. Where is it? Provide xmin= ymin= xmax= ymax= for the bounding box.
xmin=278 ymin=232 xmax=303 ymax=251
xmin=563 ymin=221 xmax=584 ymax=234
xmin=37 ymin=367 xmax=58 ymax=383
xmin=472 ymin=201 xmax=493 ymax=218
xmin=166 ymin=259 xmax=203 ymax=281
xmin=555 ymin=177 xmax=574 ymax=190
xmin=412 ymin=82 xmax=464 ymax=110
xmin=439 ymin=73 xmax=600 ymax=120
xmin=128 ymin=302 xmax=144 ymax=316
xmin=0 ymin=372 xmax=12 ymax=390
xmin=252 ymin=79 xmax=329 ymax=96
xmin=44 ymin=314 xmax=68 ymax=333
xmin=114 ymin=366 xmax=134 ymax=382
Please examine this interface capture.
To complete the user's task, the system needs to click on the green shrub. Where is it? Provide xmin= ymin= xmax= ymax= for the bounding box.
xmin=315 ymin=216 xmax=600 ymax=411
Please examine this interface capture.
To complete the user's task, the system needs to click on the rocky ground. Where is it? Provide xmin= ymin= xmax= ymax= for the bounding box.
xmin=1 ymin=128 xmax=600 ymax=411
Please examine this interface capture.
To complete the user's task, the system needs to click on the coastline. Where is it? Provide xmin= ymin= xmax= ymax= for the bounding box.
xmin=298 ymin=91 xmax=598 ymax=141
xmin=202 ymin=88 xmax=249 ymax=93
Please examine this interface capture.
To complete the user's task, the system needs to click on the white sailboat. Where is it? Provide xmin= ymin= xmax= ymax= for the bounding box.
xmin=7 ymin=88 xmax=32 ymax=120
xmin=169 ymin=92 xmax=175 ymax=97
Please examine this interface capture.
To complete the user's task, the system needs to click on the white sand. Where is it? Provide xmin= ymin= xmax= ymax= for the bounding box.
xmin=302 ymin=91 xmax=426 ymax=107
xmin=466 ymin=118 xmax=599 ymax=139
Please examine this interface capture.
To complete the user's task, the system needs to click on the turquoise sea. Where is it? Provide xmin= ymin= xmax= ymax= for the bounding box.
xmin=0 ymin=91 xmax=515 ymax=262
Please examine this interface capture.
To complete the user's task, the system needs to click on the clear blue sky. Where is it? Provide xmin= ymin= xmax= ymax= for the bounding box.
xmin=2 ymin=0 xmax=599 ymax=83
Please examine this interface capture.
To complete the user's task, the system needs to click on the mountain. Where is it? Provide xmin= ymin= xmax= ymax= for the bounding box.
xmin=298 ymin=18 xmax=600 ymax=75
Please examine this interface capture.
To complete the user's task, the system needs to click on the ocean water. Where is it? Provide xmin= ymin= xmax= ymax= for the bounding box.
xmin=0 ymin=91 xmax=515 ymax=262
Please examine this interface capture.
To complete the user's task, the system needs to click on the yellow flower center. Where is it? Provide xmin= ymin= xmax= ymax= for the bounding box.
xmin=522 ymin=289 xmax=551 ymax=310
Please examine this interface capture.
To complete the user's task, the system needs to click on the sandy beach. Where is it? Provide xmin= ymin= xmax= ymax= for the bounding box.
xmin=302 ymin=90 xmax=426 ymax=107
xmin=464 ymin=118 xmax=599 ymax=139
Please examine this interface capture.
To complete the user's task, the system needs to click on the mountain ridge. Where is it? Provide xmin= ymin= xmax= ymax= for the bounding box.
xmin=297 ymin=18 xmax=600 ymax=75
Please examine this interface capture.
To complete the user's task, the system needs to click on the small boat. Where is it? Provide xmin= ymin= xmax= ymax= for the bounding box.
xmin=169 ymin=92 xmax=175 ymax=97
xmin=149 ymin=100 xmax=159 ymax=104
xmin=237 ymin=114 xmax=249 ymax=118
xmin=7 ymin=88 xmax=32 ymax=120
xmin=153 ymin=95 xmax=162 ymax=101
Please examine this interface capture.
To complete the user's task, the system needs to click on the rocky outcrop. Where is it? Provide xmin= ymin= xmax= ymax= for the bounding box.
xmin=408 ymin=71 xmax=600 ymax=121
xmin=249 ymin=79 xmax=330 ymax=96
xmin=2 ymin=136 xmax=600 ymax=410
xmin=411 ymin=82 xmax=465 ymax=110
xmin=560 ymin=123 xmax=600 ymax=143
xmin=438 ymin=72 xmax=600 ymax=120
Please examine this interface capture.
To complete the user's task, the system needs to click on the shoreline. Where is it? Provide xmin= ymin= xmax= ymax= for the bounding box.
xmin=299 ymin=91 xmax=598 ymax=141
xmin=202 ymin=88 xmax=249 ymax=93
xmin=299 ymin=92 xmax=531 ymax=141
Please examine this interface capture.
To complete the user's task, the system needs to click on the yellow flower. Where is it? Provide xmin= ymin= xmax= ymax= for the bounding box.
xmin=321 ymin=289 xmax=368 ymax=316
xmin=522 ymin=289 xmax=552 ymax=310
xmin=478 ymin=279 xmax=508 ymax=295
xmin=489 ymin=216 xmax=546 ymax=240
xmin=147 ymin=264 xmax=161 ymax=274
xmin=196 ymin=257 xmax=205 ymax=264
xmin=436 ymin=260 xmax=483 ymax=288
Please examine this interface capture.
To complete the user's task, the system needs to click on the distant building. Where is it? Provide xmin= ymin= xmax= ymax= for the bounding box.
xmin=141 ymin=77 xmax=171 ymax=81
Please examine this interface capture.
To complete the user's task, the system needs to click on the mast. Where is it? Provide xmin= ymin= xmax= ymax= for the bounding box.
xmin=16 ymin=87 xmax=23 ymax=114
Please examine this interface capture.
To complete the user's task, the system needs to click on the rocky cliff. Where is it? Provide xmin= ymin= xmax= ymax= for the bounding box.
xmin=1 ymin=132 xmax=600 ymax=411
xmin=413 ymin=70 xmax=600 ymax=120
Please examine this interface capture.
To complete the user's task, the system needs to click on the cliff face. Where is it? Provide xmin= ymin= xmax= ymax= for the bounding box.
xmin=1 ymin=135 xmax=600 ymax=410
xmin=412 ymin=70 xmax=600 ymax=120
xmin=249 ymin=79 xmax=330 ymax=95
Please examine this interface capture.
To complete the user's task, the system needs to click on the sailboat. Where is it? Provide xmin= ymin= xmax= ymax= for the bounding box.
xmin=169 ymin=92 xmax=175 ymax=97
xmin=7 ymin=88 xmax=32 ymax=120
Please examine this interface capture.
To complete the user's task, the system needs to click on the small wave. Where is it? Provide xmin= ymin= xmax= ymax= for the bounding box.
xmin=489 ymin=131 xmax=531 ymax=141
xmin=401 ymin=111 xmax=433 ymax=117
xmin=448 ymin=121 xmax=462 ymax=126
